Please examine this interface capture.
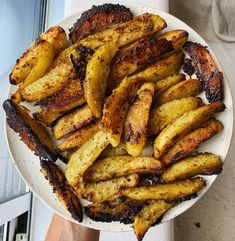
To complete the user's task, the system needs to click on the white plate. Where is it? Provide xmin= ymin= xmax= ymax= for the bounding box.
xmin=5 ymin=4 xmax=234 ymax=232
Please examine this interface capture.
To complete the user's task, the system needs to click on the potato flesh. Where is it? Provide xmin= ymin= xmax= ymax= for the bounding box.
xmin=148 ymin=97 xmax=203 ymax=136
xmin=66 ymin=130 xmax=110 ymax=186
xmin=84 ymin=156 xmax=163 ymax=182
xmin=161 ymin=153 xmax=222 ymax=182
xmin=100 ymin=142 xmax=127 ymax=158
xmin=153 ymin=102 xmax=225 ymax=159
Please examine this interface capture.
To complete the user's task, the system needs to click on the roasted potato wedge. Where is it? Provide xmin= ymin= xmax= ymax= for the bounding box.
xmin=53 ymin=104 xmax=95 ymax=140
xmin=3 ymin=100 xmax=57 ymax=162
xmin=40 ymin=160 xmax=83 ymax=222
xmin=69 ymin=3 xmax=133 ymax=43
xmin=58 ymin=121 xmax=100 ymax=152
xmin=161 ymin=119 xmax=223 ymax=166
xmin=37 ymin=79 xmax=85 ymax=112
xmin=84 ymin=42 xmax=118 ymax=118
xmin=107 ymin=30 xmax=188 ymax=92
xmin=100 ymin=142 xmax=127 ymax=158
xmin=85 ymin=196 xmax=145 ymax=224
xmin=155 ymin=79 xmax=203 ymax=106
xmin=134 ymin=200 xmax=174 ymax=241
xmin=148 ymin=97 xmax=203 ymax=136
xmin=154 ymin=73 xmax=186 ymax=100
xmin=34 ymin=109 xmax=63 ymax=127
xmin=74 ymin=174 xmax=139 ymax=202
xmin=84 ymin=156 xmax=163 ymax=182
xmin=21 ymin=63 xmax=75 ymax=102
xmin=101 ymin=51 xmax=184 ymax=147
xmin=161 ymin=153 xmax=223 ymax=182
xmin=66 ymin=130 xmax=109 ymax=186
xmin=184 ymin=41 xmax=223 ymax=102
xmin=153 ymin=102 xmax=225 ymax=159
xmin=124 ymin=83 xmax=155 ymax=156
xmin=122 ymin=177 xmax=205 ymax=200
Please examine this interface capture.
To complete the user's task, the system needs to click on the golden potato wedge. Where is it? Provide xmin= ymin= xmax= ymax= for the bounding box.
xmin=85 ymin=197 xmax=145 ymax=224
xmin=3 ymin=100 xmax=57 ymax=162
xmin=122 ymin=177 xmax=205 ymax=200
xmin=34 ymin=109 xmax=63 ymax=126
xmin=153 ymin=102 xmax=225 ymax=159
xmin=66 ymin=130 xmax=109 ymax=186
xmin=84 ymin=156 xmax=163 ymax=182
xmin=84 ymin=42 xmax=118 ymax=118
xmin=154 ymin=73 xmax=186 ymax=100
xmin=107 ymin=30 xmax=188 ymax=92
xmin=53 ymin=105 xmax=95 ymax=140
xmin=37 ymin=79 xmax=85 ymax=112
xmin=58 ymin=122 xmax=100 ymax=152
xmin=134 ymin=200 xmax=174 ymax=241
xmin=161 ymin=153 xmax=223 ymax=183
xmin=21 ymin=63 xmax=75 ymax=102
xmin=148 ymin=97 xmax=203 ymax=136
xmin=161 ymin=119 xmax=223 ymax=166
xmin=74 ymin=174 xmax=139 ymax=202
xmin=40 ymin=160 xmax=83 ymax=222
xmin=124 ymin=83 xmax=155 ymax=156
xmin=100 ymin=142 xmax=127 ymax=158
xmin=101 ymin=51 xmax=184 ymax=147
xmin=155 ymin=79 xmax=203 ymax=106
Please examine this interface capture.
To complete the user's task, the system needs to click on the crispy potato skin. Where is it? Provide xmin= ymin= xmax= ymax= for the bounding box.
xmin=153 ymin=102 xmax=225 ymax=159
xmin=40 ymin=160 xmax=83 ymax=222
xmin=124 ymin=83 xmax=155 ymax=156
xmin=58 ymin=121 xmax=100 ymax=151
xmin=155 ymin=79 xmax=203 ymax=106
xmin=148 ymin=97 xmax=203 ymax=136
xmin=161 ymin=119 xmax=223 ymax=166
xmin=85 ymin=196 xmax=145 ymax=224
xmin=122 ymin=177 xmax=206 ymax=200
xmin=69 ymin=3 xmax=133 ymax=43
xmin=53 ymin=105 xmax=95 ymax=140
xmin=37 ymin=79 xmax=85 ymax=112
xmin=184 ymin=41 xmax=223 ymax=102
xmin=84 ymin=156 xmax=163 ymax=182
xmin=161 ymin=153 xmax=223 ymax=182
xmin=101 ymin=51 xmax=184 ymax=147
xmin=74 ymin=174 xmax=139 ymax=202
xmin=3 ymin=100 xmax=57 ymax=162
xmin=134 ymin=200 xmax=174 ymax=241
xmin=66 ymin=130 xmax=109 ymax=186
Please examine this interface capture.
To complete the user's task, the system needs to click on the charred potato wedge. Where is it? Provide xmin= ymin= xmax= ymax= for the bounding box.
xmin=69 ymin=3 xmax=133 ymax=43
xmin=21 ymin=63 xmax=75 ymax=102
xmin=58 ymin=121 xmax=100 ymax=152
xmin=124 ymin=83 xmax=155 ymax=156
xmin=66 ymin=130 xmax=109 ymax=186
xmin=161 ymin=153 xmax=223 ymax=182
xmin=184 ymin=41 xmax=223 ymax=102
xmin=3 ymin=100 xmax=57 ymax=162
xmin=85 ymin=196 xmax=145 ymax=224
xmin=154 ymin=73 xmax=186 ymax=100
xmin=161 ymin=119 xmax=223 ymax=166
xmin=84 ymin=42 xmax=118 ymax=118
xmin=148 ymin=97 xmax=203 ymax=136
xmin=53 ymin=104 xmax=95 ymax=140
xmin=100 ymin=142 xmax=127 ymax=158
xmin=122 ymin=177 xmax=205 ymax=200
xmin=84 ymin=156 xmax=163 ymax=182
xmin=40 ymin=160 xmax=83 ymax=222
xmin=153 ymin=102 xmax=225 ymax=159
xmin=74 ymin=174 xmax=139 ymax=202
xmin=134 ymin=200 xmax=174 ymax=241
xmin=101 ymin=51 xmax=184 ymax=147
xmin=155 ymin=79 xmax=203 ymax=106
xmin=108 ymin=30 xmax=188 ymax=92
xmin=37 ymin=79 xmax=85 ymax=112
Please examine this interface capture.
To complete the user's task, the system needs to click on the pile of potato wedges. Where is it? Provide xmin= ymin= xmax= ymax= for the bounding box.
xmin=3 ymin=3 xmax=225 ymax=241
